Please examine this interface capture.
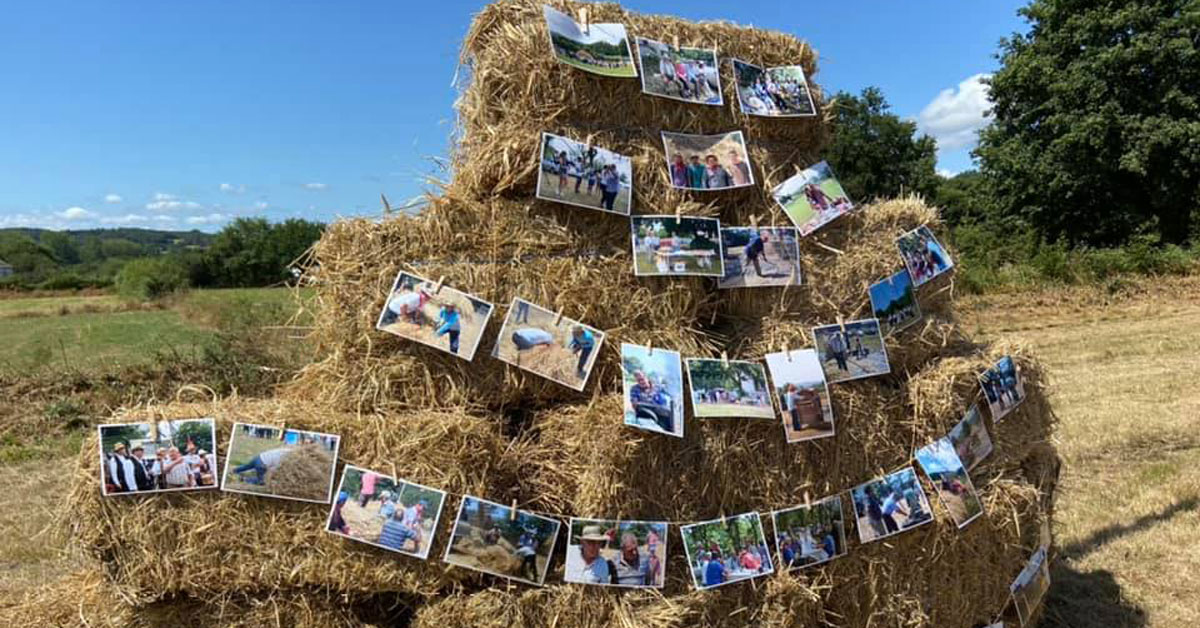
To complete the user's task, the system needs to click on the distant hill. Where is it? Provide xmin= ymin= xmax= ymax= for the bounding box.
xmin=0 ymin=227 xmax=215 ymax=252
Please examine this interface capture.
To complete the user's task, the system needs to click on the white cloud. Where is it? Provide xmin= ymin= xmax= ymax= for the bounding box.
xmin=302 ymin=182 xmax=327 ymax=190
xmin=146 ymin=192 xmax=201 ymax=211
xmin=185 ymin=213 xmax=230 ymax=225
xmin=219 ymin=183 xmax=246 ymax=193
xmin=937 ymin=168 xmax=959 ymax=178
xmin=917 ymin=74 xmax=993 ymax=152
xmin=101 ymin=213 xmax=149 ymax=224
xmin=104 ymin=193 xmax=122 ymax=204
xmin=152 ymin=192 xmax=176 ymax=202
xmin=152 ymin=215 xmax=175 ymax=222
xmin=58 ymin=206 xmax=96 ymax=220
xmin=254 ymin=201 xmax=269 ymax=210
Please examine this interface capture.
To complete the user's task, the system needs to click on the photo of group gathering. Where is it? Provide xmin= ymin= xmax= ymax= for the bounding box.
xmin=764 ymin=349 xmax=835 ymax=443
xmin=621 ymin=343 xmax=685 ymax=437
xmin=326 ymin=465 xmax=447 ymax=560
xmin=492 ymin=298 xmax=605 ymax=391
xmin=376 ymin=270 xmax=495 ymax=361
xmin=948 ymin=404 xmax=994 ymax=472
xmin=896 ymin=225 xmax=954 ymax=287
xmin=718 ymin=226 xmax=801 ymax=289
xmin=869 ymin=270 xmax=922 ymax=335
xmin=812 ymin=319 xmax=890 ymax=383
xmin=771 ymin=495 xmax=847 ymax=571
xmin=635 ymin=37 xmax=721 ymax=105
xmin=1010 ymin=546 xmax=1051 ymax=626
xmin=850 ymin=467 xmax=934 ymax=544
xmin=536 ymin=132 xmax=632 ymax=215
xmin=684 ymin=358 xmax=775 ymax=419
xmin=662 ymin=130 xmax=754 ymax=191
xmin=220 ymin=423 xmax=341 ymax=503
xmin=731 ymin=59 xmax=817 ymax=117
xmin=980 ymin=355 xmax=1026 ymax=422
xmin=915 ymin=438 xmax=985 ymax=528
xmin=99 ymin=418 xmax=217 ymax=496
xmin=630 ymin=215 xmax=724 ymax=277
xmin=444 ymin=495 xmax=561 ymax=586
xmin=680 ymin=512 xmax=774 ymax=590
xmin=542 ymin=5 xmax=636 ymax=77
xmin=563 ymin=518 xmax=668 ymax=588
xmin=772 ymin=160 xmax=854 ymax=236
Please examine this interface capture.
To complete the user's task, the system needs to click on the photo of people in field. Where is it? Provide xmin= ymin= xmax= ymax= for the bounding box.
xmin=662 ymin=130 xmax=754 ymax=191
xmin=444 ymin=495 xmax=561 ymax=586
xmin=896 ymin=225 xmax=954 ymax=287
xmin=772 ymin=160 xmax=854 ymax=236
xmin=536 ymin=132 xmax=632 ymax=215
xmin=635 ymin=37 xmax=721 ymax=105
xmin=681 ymin=512 xmax=773 ymax=590
xmin=99 ymin=418 xmax=217 ymax=496
xmin=621 ymin=343 xmax=684 ymax=437
xmin=631 ymin=215 xmax=724 ymax=277
xmin=812 ymin=319 xmax=890 ymax=383
xmin=772 ymin=495 xmax=847 ymax=571
xmin=869 ymin=270 xmax=922 ymax=335
xmin=221 ymin=423 xmax=340 ymax=503
xmin=1010 ymin=546 xmax=1051 ymax=627
xmin=492 ymin=298 xmax=605 ymax=391
xmin=376 ymin=271 xmax=495 ymax=361
xmin=765 ymin=348 xmax=835 ymax=443
xmin=326 ymin=466 xmax=446 ymax=560
xmin=719 ymin=226 xmax=801 ymax=288
xmin=850 ymin=467 xmax=934 ymax=544
xmin=915 ymin=437 xmax=985 ymax=528
xmin=563 ymin=518 xmax=667 ymax=588
xmin=980 ymin=355 xmax=1025 ymax=422
xmin=947 ymin=404 xmax=994 ymax=472
xmin=731 ymin=59 xmax=817 ymax=117
xmin=543 ymin=5 xmax=636 ymax=77
xmin=684 ymin=358 xmax=775 ymax=419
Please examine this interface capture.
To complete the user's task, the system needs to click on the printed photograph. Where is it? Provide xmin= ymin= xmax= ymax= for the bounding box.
xmin=718 ymin=226 xmax=801 ymax=289
xmin=221 ymin=423 xmax=341 ymax=503
xmin=662 ymin=130 xmax=754 ymax=191
xmin=621 ymin=343 xmax=685 ymax=437
xmin=684 ymin=358 xmax=775 ymax=419
xmin=326 ymin=465 xmax=447 ymax=560
xmin=444 ymin=495 xmax=561 ymax=586
xmin=1010 ymin=546 xmax=1051 ymax=626
xmin=915 ymin=437 xmax=985 ymax=528
xmin=764 ymin=349 xmax=835 ymax=443
xmin=850 ymin=467 xmax=934 ymax=544
xmin=635 ymin=37 xmax=721 ymax=105
xmin=376 ymin=270 xmax=495 ymax=360
xmin=980 ymin=355 xmax=1026 ymax=422
xmin=536 ymin=132 xmax=632 ymax=215
xmin=812 ymin=319 xmax=891 ymax=383
xmin=947 ymin=404 xmax=994 ymax=472
xmin=543 ymin=5 xmax=636 ymax=77
xmin=680 ymin=512 xmax=773 ymax=590
xmin=896 ymin=225 xmax=954 ymax=287
xmin=631 ymin=215 xmax=724 ymax=277
xmin=492 ymin=298 xmax=605 ymax=391
xmin=772 ymin=495 xmax=847 ymax=571
xmin=772 ymin=160 xmax=854 ymax=236
xmin=99 ymin=418 xmax=217 ymax=496
xmin=731 ymin=59 xmax=817 ymax=117
xmin=869 ymin=270 xmax=922 ymax=335
xmin=563 ymin=518 xmax=668 ymax=588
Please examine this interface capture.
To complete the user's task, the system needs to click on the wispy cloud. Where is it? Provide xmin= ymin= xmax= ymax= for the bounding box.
xmin=185 ymin=213 xmax=230 ymax=225
xmin=104 ymin=193 xmax=122 ymax=204
xmin=101 ymin=213 xmax=149 ymax=224
xmin=254 ymin=201 xmax=269 ymax=210
xmin=58 ymin=206 xmax=96 ymax=220
xmin=917 ymin=74 xmax=993 ymax=152
xmin=302 ymin=182 xmax=327 ymax=190
xmin=219 ymin=183 xmax=246 ymax=193
xmin=146 ymin=192 xmax=201 ymax=211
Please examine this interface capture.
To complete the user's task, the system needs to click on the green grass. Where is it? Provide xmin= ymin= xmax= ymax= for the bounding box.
xmin=0 ymin=294 xmax=122 ymax=317
xmin=555 ymin=55 xmax=638 ymax=77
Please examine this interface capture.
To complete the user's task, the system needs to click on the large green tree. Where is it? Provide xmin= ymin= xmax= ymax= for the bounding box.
xmin=202 ymin=217 xmax=323 ymax=287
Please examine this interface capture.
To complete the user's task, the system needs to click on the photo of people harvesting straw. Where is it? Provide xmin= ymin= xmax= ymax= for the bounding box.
xmin=947 ymin=404 xmax=994 ymax=472
xmin=869 ymin=270 xmax=922 ymax=335
xmin=635 ymin=37 xmax=721 ymax=105
xmin=536 ymin=132 xmax=632 ymax=215
xmin=812 ymin=319 xmax=890 ymax=383
xmin=621 ymin=343 xmax=684 ymax=437
xmin=444 ymin=495 xmax=561 ymax=586
xmin=542 ymin=5 xmax=636 ymax=77
xmin=98 ymin=418 xmax=217 ymax=496
xmin=680 ymin=512 xmax=773 ymax=590
xmin=731 ymin=59 xmax=817 ymax=117
xmin=492 ymin=298 xmax=605 ymax=391
xmin=772 ymin=160 xmax=854 ymax=236
xmin=915 ymin=437 xmax=985 ymax=529
xmin=684 ymin=358 xmax=774 ymax=419
xmin=765 ymin=348 xmax=835 ymax=443
xmin=631 ymin=215 xmax=723 ymax=277
xmin=326 ymin=465 xmax=447 ymax=560
xmin=377 ymin=271 xmax=495 ymax=361
xmin=896 ymin=225 xmax=954 ymax=287
xmin=662 ymin=130 xmax=754 ymax=191
xmin=718 ymin=226 xmax=801 ymax=289
xmin=772 ymin=495 xmax=847 ymax=572
xmin=979 ymin=355 xmax=1025 ymax=422
xmin=564 ymin=519 xmax=667 ymax=588
xmin=850 ymin=467 xmax=933 ymax=544
xmin=221 ymin=423 xmax=341 ymax=503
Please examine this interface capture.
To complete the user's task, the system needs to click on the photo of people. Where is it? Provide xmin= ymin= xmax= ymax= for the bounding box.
xmin=915 ymin=438 xmax=985 ymax=528
xmin=630 ymin=215 xmax=724 ymax=277
xmin=896 ymin=225 xmax=954 ymax=287
xmin=948 ymin=404 xmax=994 ymax=472
xmin=621 ymin=343 xmax=685 ymax=437
xmin=536 ymin=132 xmax=632 ymax=215
xmin=376 ymin=271 xmax=495 ymax=361
xmin=764 ymin=349 xmax=835 ymax=443
xmin=661 ymin=131 xmax=755 ymax=191
xmin=680 ymin=512 xmax=773 ymax=590
xmin=221 ymin=423 xmax=341 ymax=503
xmin=980 ymin=355 xmax=1026 ymax=422
xmin=869 ymin=270 xmax=922 ymax=335
xmin=850 ymin=467 xmax=934 ymax=544
xmin=1010 ymin=546 xmax=1051 ymax=626
xmin=563 ymin=518 xmax=668 ymax=588
xmin=444 ymin=495 xmax=561 ymax=586
xmin=492 ymin=298 xmax=605 ymax=391
xmin=771 ymin=495 xmax=847 ymax=571
xmin=635 ymin=37 xmax=721 ymax=105
xmin=812 ymin=319 xmax=890 ymax=384
xmin=98 ymin=418 xmax=217 ymax=496
xmin=718 ymin=226 xmax=801 ymax=289
xmin=326 ymin=465 xmax=447 ymax=560
xmin=684 ymin=358 xmax=775 ymax=419
xmin=543 ymin=5 xmax=636 ymax=77
xmin=731 ymin=59 xmax=817 ymax=117
xmin=772 ymin=160 xmax=854 ymax=236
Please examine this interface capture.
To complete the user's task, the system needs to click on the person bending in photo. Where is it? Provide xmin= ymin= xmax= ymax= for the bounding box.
xmin=879 ymin=487 xmax=909 ymax=534
xmin=568 ymin=325 xmax=596 ymax=380
xmin=435 ymin=302 xmax=461 ymax=354
xmin=703 ymin=155 xmax=732 ymax=189
xmin=744 ymin=230 xmax=766 ymax=277
xmin=231 ymin=446 xmax=290 ymax=486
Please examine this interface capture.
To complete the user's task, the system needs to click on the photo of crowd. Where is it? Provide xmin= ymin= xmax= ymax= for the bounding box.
xmin=850 ymin=467 xmax=933 ymax=544
xmin=680 ymin=512 xmax=773 ymax=590
xmin=536 ymin=132 xmax=632 ymax=215
xmin=684 ymin=358 xmax=775 ymax=419
xmin=948 ymin=404 xmax=994 ymax=472
xmin=621 ymin=343 xmax=685 ymax=437
xmin=563 ymin=519 xmax=667 ymax=588
xmin=376 ymin=271 xmax=495 ymax=360
xmin=662 ymin=130 xmax=754 ymax=191
xmin=492 ymin=298 xmax=605 ymax=391
xmin=980 ymin=355 xmax=1026 ymax=422
xmin=221 ymin=423 xmax=341 ymax=503
xmin=98 ymin=418 xmax=217 ymax=496
xmin=326 ymin=465 xmax=447 ymax=560
xmin=444 ymin=496 xmax=561 ymax=586
xmin=718 ymin=226 xmax=801 ymax=289
xmin=635 ymin=37 xmax=721 ymax=105
xmin=731 ymin=59 xmax=817 ymax=117
xmin=772 ymin=160 xmax=854 ymax=236
xmin=764 ymin=348 xmax=835 ymax=443
xmin=896 ymin=225 xmax=954 ymax=287
xmin=631 ymin=215 xmax=724 ymax=277
xmin=915 ymin=438 xmax=985 ymax=528
xmin=543 ymin=5 xmax=636 ymax=77
xmin=869 ymin=270 xmax=922 ymax=335
xmin=771 ymin=495 xmax=847 ymax=571
xmin=812 ymin=319 xmax=891 ymax=383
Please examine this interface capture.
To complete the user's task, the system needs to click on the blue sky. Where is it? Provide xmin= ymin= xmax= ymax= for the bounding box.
xmin=0 ymin=1 xmax=1027 ymax=232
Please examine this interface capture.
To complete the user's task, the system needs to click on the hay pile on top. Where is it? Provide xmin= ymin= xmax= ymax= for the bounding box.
xmin=265 ymin=443 xmax=336 ymax=501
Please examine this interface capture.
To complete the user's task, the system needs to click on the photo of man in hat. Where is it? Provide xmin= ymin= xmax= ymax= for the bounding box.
xmin=564 ymin=519 xmax=668 ymax=588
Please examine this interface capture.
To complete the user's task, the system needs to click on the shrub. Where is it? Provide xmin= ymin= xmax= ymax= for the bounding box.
xmin=113 ymin=257 xmax=190 ymax=301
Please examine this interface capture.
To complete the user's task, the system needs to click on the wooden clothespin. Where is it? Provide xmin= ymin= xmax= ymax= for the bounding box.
xmin=578 ymin=7 xmax=590 ymax=35
xmin=647 ymin=341 xmax=653 ymax=356
xmin=554 ymin=306 xmax=564 ymax=325
xmin=838 ymin=316 xmax=846 ymax=332
xmin=721 ymin=351 xmax=729 ymax=368
xmin=782 ymin=345 xmax=791 ymax=362
xmin=675 ymin=205 xmax=682 ymax=224
xmin=434 ymin=275 xmax=445 ymax=294
xmin=672 ymin=34 xmax=680 ymax=50
xmin=804 ymin=491 xmax=812 ymax=509
xmin=510 ymin=499 xmax=518 ymax=521
xmin=887 ymin=272 xmax=895 ymax=286
xmin=749 ymin=214 xmax=759 ymax=229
